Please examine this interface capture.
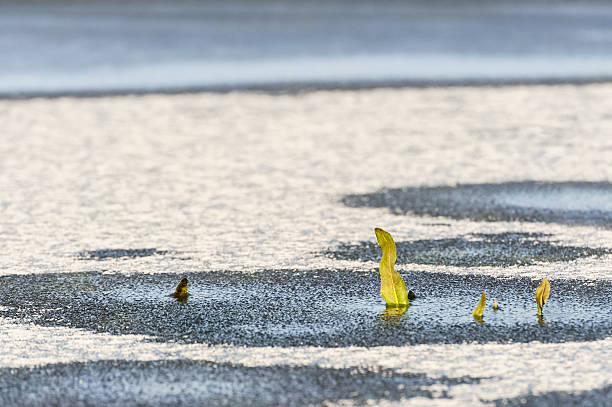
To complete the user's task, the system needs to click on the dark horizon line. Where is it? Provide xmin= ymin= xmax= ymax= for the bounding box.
xmin=2 ymin=76 xmax=612 ymax=100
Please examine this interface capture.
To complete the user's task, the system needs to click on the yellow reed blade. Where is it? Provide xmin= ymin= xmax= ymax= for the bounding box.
xmin=536 ymin=278 xmax=550 ymax=316
xmin=374 ymin=228 xmax=409 ymax=307
xmin=473 ymin=292 xmax=486 ymax=318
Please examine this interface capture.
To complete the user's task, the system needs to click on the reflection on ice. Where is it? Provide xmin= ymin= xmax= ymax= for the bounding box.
xmin=493 ymin=187 xmax=612 ymax=212
xmin=77 ymin=248 xmax=168 ymax=260
xmin=379 ymin=305 xmax=409 ymax=325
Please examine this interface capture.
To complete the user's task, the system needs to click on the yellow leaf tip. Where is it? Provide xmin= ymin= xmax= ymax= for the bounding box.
xmin=374 ymin=228 xmax=389 ymax=244
xmin=173 ymin=277 xmax=189 ymax=301
xmin=472 ymin=292 xmax=486 ymax=318
xmin=536 ymin=278 xmax=551 ymax=316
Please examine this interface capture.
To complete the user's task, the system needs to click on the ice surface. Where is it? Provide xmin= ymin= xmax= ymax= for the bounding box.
xmin=494 ymin=187 xmax=612 ymax=212
xmin=1 ymin=84 xmax=611 ymax=404
xmin=4 ymin=55 xmax=612 ymax=95
xmin=0 ymin=317 xmax=610 ymax=406
xmin=326 ymin=232 xmax=612 ymax=267
xmin=343 ymin=181 xmax=612 ymax=227
xmin=1 ymin=85 xmax=611 ymax=279
xmin=2 ymin=271 xmax=610 ymax=346
xmin=3 ymin=1 xmax=612 ymax=94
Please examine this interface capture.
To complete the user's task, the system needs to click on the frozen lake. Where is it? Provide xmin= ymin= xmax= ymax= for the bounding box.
xmin=1 ymin=2 xmax=612 ymax=403
xmin=3 ymin=0 xmax=612 ymax=94
xmin=1 ymin=83 xmax=611 ymax=405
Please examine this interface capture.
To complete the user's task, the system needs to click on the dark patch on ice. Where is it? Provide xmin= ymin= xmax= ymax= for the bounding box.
xmin=342 ymin=181 xmax=612 ymax=227
xmin=0 ymin=359 xmax=482 ymax=406
xmin=491 ymin=385 xmax=612 ymax=406
xmin=77 ymin=248 xmax=169 ymax=260
xmin=1 ymin=270 xmax=610 ymax=347
xmin=324 ymin=232 xmax=611 ymax=267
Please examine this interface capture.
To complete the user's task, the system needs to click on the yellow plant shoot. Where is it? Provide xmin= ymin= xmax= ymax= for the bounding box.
xmin=536 ymin=278 xmax=550 ymax=316
xmin=374 ymin=228 xmax=409 ymax=307
xmin=173 ymin=277 xmax=189 ymax=302
xmin=473 ymin=292 xmax=486 ymax=319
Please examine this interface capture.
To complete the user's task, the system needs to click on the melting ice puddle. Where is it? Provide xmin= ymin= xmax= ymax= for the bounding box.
xmin=324 ymin=232 xmax=611 ymax=267
xmin=112 ymin=282 xmax=247 ymax=304
xmin=0 ymin=270 xmax=610 ymax=347
xmin=342 ymin=181 xmax=612 ymax=227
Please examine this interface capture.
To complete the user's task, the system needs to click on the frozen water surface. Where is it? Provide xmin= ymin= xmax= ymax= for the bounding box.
xmin=1 ymin=271 xmax=610 ymax=346
xmin=1 ymin=84 xmax=612 ymax=404
xmin=0 ymin=316 xmax=610 ymax=406
xmin=2 ymin=85 xmax=611 ymax=278
xmin=343 ymin=181 xmax=612 ymax=227
xmin=494 ymin=186 xmax=612 ymax=213
xmin=325 ymin=232 xmax=612 ymax=267
xmin=0 ymin=360 xmax=482 ymax=406
xmin=3 ymin=0 xmax=612 ymax=94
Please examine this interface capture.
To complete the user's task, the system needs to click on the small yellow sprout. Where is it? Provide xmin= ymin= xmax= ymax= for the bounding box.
xmin=493 ymin=298 xmax=498 ymax=311
xmin=374 ymin=228 xmax=409 ymax=307
xmin=536 ymin=278 xmax=550 ymax=316
xmin=173 ymin=277 xmax=189 ymax=302
xmin=473 ymin=292 xmax=486 ymax=319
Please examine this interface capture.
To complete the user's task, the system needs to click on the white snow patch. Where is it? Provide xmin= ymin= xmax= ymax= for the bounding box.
xmin=1 ymin=85 xmax=612 ymax=280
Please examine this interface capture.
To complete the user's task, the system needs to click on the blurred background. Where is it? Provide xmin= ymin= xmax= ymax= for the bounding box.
xmin=3 ymin=0 xmax=612 ymax=95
